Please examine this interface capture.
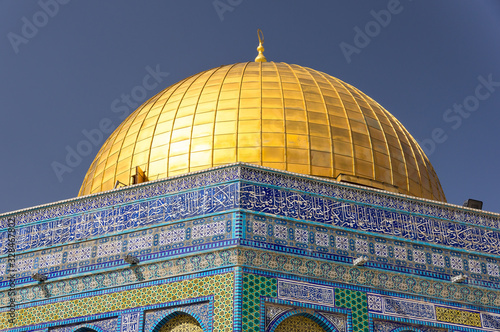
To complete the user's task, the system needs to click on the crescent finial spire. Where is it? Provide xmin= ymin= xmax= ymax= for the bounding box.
xmin=254 ymin=29 xmax=267 ymax=62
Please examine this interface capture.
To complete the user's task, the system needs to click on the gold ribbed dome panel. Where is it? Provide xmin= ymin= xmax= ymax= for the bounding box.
xmin=79 ymin=62 xmax=446 ymax=202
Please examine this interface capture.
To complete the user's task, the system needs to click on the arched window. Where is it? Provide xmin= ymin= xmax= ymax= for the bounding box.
xmin=153 ymin=313 xmax=203 ymax=332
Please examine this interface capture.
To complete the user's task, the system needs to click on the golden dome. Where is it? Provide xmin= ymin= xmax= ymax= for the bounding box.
xmin=79 ymin=62 xmax=446 ymax=201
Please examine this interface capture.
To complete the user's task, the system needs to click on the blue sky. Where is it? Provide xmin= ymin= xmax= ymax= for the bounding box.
xmin=1 ymin=0 xmax=499 ymax=214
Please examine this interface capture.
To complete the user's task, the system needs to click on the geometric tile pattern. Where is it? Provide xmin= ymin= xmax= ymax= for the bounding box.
xmin=6 ymin=204 xmax=500 ymax=297
xmin=435 ymin=306 xmax=481 ymax=327
xmin=0 ymin=273 xmax=233 ymax=330
xmin=335 ymin=289 xmax=368 ymax=332
xmin=241 ymin=273 xmax=277 ymax=332
xmin=367 ymin=294 xmax=382 ymax=312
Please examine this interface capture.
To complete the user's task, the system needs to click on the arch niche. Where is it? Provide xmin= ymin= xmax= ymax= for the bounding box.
xmin=269 ymin=311 xmax=337 ymax=332
xmin=152 ymin=312 xmax=203 ymax=332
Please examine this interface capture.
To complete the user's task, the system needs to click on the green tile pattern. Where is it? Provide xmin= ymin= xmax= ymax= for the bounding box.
xmin=335 ymin=289 xmax=369 ymax=332
xmin=242 ymin=273 xmax=277 ymax=331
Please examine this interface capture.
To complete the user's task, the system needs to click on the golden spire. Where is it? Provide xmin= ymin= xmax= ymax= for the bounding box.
xmin=254 ymin=29 xmax=267 ymax=62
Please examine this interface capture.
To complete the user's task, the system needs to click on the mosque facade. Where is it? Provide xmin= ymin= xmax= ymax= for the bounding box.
xmin=1 ymin=36 xmax=500 ymax=332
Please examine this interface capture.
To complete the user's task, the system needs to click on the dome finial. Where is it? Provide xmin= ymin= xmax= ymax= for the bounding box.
xmin=254 ymin=29 xmax=267 ymax=62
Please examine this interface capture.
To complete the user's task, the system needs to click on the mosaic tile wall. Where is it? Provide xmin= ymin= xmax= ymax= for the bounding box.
xmin=0 ymin=182 xmax=238 ymax=256
xmin=240 ymin=272 xmax=348 ymax=332
xmin=368 ymin=293 xmax=500 ymax=330
xmin=0 ymin=272 xmax=233 ymax=331
xmin=4 ymin=205 xmax=500 ymax=296
xmin=5 ymin=245 xmax=500 ymax=322
xmin=1 ymin=249 xmax=238 ymax=307
xmin=43 ymin=300 xmax=209 ymax=332
xmin=239 ymin=249 xmax=500 ymax=309
xmin=238 ymin=182 xmax=500 ymax=255
xmin=2 ymin=167 xmax=500 ymax=293
xmin=5 ymin=249 xmax=500 ymax=331
xmin=244 ymin=213 xmax=500 ymax=287
xmin=4 ymin=179 xmax=499 ymax=259
xmin=3 ymin=213 xmax=232 ymax=281
xmin=1 ymin=164 xmax=498 ymax=259
xmin=237 ymin=166 xmax=499 ymax=228
xmin=4 ymin=265 xmax=500 ymax=331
